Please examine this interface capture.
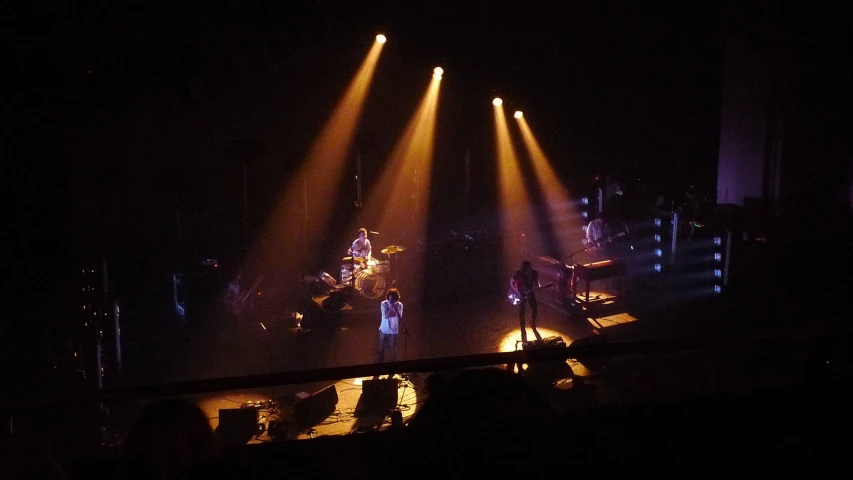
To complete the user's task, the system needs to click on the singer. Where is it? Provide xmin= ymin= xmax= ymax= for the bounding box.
xmin=378 ymin=288 xmax=403 ymax=363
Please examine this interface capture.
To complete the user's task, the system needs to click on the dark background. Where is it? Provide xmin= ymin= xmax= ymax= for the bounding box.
xmin=5 ymin=1 xmax=851 ymax=388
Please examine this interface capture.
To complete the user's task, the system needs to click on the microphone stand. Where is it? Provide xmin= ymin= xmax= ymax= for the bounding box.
xmin=564 ymin=244 xmax=595 ymax=307
xmin=398 ymin=313 xmax=415 ymax=381
xmin=260 ymin=323 xmax=277 ymax=407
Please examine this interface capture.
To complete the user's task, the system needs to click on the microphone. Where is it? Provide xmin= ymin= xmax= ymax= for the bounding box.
xmin=370 ymin=231 xmax=380 ymax=235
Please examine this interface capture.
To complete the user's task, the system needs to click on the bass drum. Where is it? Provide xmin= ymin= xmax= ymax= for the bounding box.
xmin=355 ymin=269 xmax=387 ymax=300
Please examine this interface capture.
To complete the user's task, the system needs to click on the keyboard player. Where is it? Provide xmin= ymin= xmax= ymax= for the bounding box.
xmin=583 ymin=210 xmax=629 ymax=294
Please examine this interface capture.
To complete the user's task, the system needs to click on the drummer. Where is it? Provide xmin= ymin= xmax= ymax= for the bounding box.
xmin=348 ymin=227 xmax=373 ymax=264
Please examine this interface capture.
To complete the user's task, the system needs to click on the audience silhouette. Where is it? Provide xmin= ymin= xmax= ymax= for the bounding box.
xmin=118 ymin=398 xmax=218 ymax=480
xmin=405 ymin=367 xmax=560 ymax=474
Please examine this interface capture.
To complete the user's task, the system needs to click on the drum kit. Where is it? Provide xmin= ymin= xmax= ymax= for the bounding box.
xmin=340 ymin=245 xmax=406 ymax=299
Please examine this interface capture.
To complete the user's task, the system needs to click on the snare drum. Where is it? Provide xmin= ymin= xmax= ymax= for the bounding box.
xmin=342 ymin=256 xmax=365 ymax=268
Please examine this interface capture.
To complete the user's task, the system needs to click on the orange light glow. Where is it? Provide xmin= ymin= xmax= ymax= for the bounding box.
xmin=515 ymin=115 xmax=585 ymax=261
xmin=494 ymin=102 xmax=541 ymax=278
xmin=492 ymin=97 xmax=503 ymax=107
xmin=514 ymin=111 xmax=523 ymax=119
xmin=247 ymin=37 xmax=386 ymax=278
xmin=376 ymin=34 xmax=387 ymax=44
xmin=345 ymin=69 xmax=442 ymax=305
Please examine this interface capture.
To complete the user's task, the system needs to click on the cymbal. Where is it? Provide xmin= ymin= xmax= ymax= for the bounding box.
xmin=381 ymin=245 xmax=406 ymax=254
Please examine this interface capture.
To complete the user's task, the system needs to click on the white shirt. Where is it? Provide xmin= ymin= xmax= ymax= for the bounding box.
xmin=351 ymin=237 xmax=372 ymax=259
xmin=379 ymin=300 xmax=403 ymax=334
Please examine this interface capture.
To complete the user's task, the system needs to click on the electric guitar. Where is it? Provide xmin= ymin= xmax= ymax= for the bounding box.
xmin=227 ymin=277 xmax=264 ymax=316
xmin=588 ymin=231 xmax=626 ymax=250
xmin=507 ymin=283 xmax=554 ymax=306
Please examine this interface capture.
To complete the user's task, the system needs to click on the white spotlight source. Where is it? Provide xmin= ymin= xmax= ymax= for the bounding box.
xmin=654 ymin=218 xmax=662 ymax=227
xmin=714 ymin=285 xmax=722 ymax=294
xmin=654 ymin=249 xmax=663 ymax=257
xmin=433 ymin=66 xmax=443 ymax=79
xmin=376 ymin=34 xmax=387 ymax=44
xmin=492 ymin=97 xmax=503 ymax=107
xmin=514 ymin=111 xmax=523 ymax=119
xmin=713 ymin=237 xmax=722 ymax=246
xmin=654 ymin=264 xmax=662 ymax=272
xmin=714 ymin=269 xmax=722 ymax=278
xmin=714 ymin=253 xmax=722 ymax=261
xmin=654 ymin=234 xmax=661 ymax=243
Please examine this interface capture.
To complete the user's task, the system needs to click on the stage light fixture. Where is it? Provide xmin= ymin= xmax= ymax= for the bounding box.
xmin=582 ymin=211 xmax=588 ymax=218
xmin=581 ymin=197 xmax=589 ymax=205
xmin=433 ymin=67 xmax=443 ymax=79
xmin=654 ymin=234 xmax=661 ymax=243
xmin=713 ymin=237 xmax=722 ymax=246
xmin=714 ymin=285 xmax=722 ymax=294
xmin=654 ymin=218 xmax=662 ymax=227
xmin=493 ymin=97 xmax=503 ymax=106
xmin=376 ymin=34 xmax=387 ymax=44
xmin=714 ymin=253 xmax=722 ymax=261
xmin=714 ymin=269 xmax=722 ymax=278
xmin=654 ymin=248 xmax=662 ymax=257
xmin=654 ymin=264 xmax=662 ymax=272
xmin=514 ymin=111 xmax=523 ymax=119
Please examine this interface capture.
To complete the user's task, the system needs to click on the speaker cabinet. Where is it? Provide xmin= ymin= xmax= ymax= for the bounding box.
xmin=293 ymin=385 xmax=338 ymax=428
xmin=357 ymin=379 xmax=398 ymax=414
xmin=217 ymin=407 xmax=259 ymax=446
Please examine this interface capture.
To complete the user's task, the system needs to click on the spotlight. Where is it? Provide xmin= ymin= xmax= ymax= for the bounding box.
xmin=582 ymin=211 xmax=588 ymax=219
xmin=492 ymin=97 xmax=503 ymax=107
xmin=714 ymin=269 xmax=722 ymax=278
xmin=376 ymin=34 xmax=387 ymax=44
xmin=514 ymin=111 xmax=523 ymax=119
xmin=654 ymin=218 xmax=662 ymax=227
xmin=654 ymin=264 xmax=662 ymax=272
xmin=713 ymin=237 xmax=722 ymax=246
xmin=581 ymin=197 xmax=589 ymax=205
xmin=714 ymin=253 xmax=722 ymax=261
xmin=714 ymin=285 xmax=722 ymax=294
xmin=654 ymin=234 xmax=661 ymax=243
xmin=433 ymin=66 xmax=443 ymax=79
xmin=654 ymin=248 xmax=662 ymax=257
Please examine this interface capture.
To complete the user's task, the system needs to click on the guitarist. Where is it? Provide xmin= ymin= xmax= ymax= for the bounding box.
xmin=585 ymin=210 xmax=630 ymax=261
xmin=224 ymin=271 xmax=263 ymax=318
xmin=511 ymin=260 xmax=543 ymax=343
xmin=224 ymin=270 xmax=243 ymax=315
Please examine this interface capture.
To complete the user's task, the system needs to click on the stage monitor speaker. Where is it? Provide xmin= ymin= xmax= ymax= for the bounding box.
xmin=293 ymin=385 xmax=338 ymax=428
xmin=357 ymin=379 xmax=398 ymax=414
xmin=217 ymin=407 xmax=259 ymax=446
xmin=522 ymin=336 xmax=567 ymax=351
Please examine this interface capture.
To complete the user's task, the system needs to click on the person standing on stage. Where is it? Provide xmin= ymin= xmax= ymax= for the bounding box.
xmin=378 ymin=288 xmax=403 ymax=362
xmin=511 ymin=261 xmax=542 ymax=343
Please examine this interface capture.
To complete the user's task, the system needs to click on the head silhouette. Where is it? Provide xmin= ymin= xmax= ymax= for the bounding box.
xmin=120 ymin=398 xmax=218 ymax=480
